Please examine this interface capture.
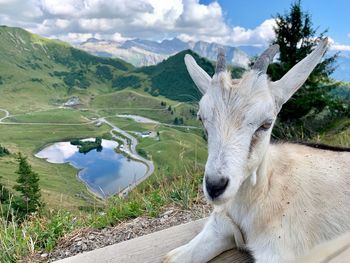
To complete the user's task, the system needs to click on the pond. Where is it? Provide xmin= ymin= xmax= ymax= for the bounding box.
xmin=35 ymin=139 xmax=148 ymax=198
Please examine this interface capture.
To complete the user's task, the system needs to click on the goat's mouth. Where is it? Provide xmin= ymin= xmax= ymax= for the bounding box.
xmin=204 ymin=191 xmax=233 ymax=206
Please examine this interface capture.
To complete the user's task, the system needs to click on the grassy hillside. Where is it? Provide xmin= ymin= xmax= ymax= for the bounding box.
xmin=90 ymin=89 xmax=199 ymax=125
xmin=0 ymin=26 xmax=133 ymax=113
xmin=135 ymin=50 xmax=215 ymax=101
xmin=0 ymin=26 xmax=216 ymax=115
xmin=108 ymin=50 xmax=215 ymax=102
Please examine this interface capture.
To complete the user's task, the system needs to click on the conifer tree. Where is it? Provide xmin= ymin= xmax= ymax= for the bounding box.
xmin=13 ymin=153 xmax=42 ymax=217
xmin=268 ymin=0 xmax=339 ymax=122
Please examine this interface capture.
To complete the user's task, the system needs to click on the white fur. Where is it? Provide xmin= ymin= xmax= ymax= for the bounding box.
xmin=164 ymin=39 xmax=350 ymax=263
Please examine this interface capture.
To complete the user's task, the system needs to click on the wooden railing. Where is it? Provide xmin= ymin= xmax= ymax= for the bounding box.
xmin=56 ymin=218 xmax=350 ymax=263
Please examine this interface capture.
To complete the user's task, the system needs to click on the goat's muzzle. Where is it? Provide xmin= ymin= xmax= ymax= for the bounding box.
xmin=205 ymin=176 xmax=229 ymax=200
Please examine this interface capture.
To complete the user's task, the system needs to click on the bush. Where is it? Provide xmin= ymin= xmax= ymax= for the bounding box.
xmin=0 ymin=145 xmax=10 ymax=157
xmin=136 ymin=148 xmax=147 ymax=158
xmin=70 ymin=137 xmax=103 ymax=154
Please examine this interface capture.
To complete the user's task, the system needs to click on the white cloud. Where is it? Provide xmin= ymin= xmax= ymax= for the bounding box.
xmin=328 ymin=37 xmax=350 ymax=51
xmin=178 ymin=18 xmax=276 ymax=46
xmin=0 ymin=0 xmax=344 ymax=49
xmin=111 ymin=32 xmax=129 ymax=42
xmin=331 ymin=44 xmax=350 ymax=51
xmin=0 ymin=0 xmax=276 ymax=46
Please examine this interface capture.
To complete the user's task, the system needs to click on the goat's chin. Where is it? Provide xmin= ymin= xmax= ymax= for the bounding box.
xmin=206 ymin=195 xmax=230 ymax=206
xmin=204 ymin=188 xmax=237 ymax=206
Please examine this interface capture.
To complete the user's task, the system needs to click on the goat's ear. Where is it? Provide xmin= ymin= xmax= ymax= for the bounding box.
xmin=270 ymin=38 xmax=328 ymax=108
xmin=184 ymin=54 xmax=211 ymax=94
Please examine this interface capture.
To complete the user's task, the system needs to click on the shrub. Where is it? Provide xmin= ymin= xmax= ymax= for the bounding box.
xmin=0 ymin=145 xmax=10 ymax=157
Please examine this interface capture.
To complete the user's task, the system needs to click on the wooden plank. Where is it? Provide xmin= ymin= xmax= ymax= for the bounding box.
xmin=55 ymin=218 xmax=252 ymax=263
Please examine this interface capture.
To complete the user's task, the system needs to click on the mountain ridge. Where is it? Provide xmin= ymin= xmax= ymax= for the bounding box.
xmin=0 ymin=26 xmax=217 ymax=110
xmin=78 ymin=37 xmax=251 ymax=68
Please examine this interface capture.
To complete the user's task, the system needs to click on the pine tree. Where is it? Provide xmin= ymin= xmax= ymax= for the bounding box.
xmin=268 ymin=0 xmax=339 ymax=123
xmin=13 ymin=153 xmax=42 ymax=217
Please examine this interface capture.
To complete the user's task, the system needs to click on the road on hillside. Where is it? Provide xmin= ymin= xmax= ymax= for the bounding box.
xmin=100 ymin=118 xmax=155 ymax=196
xmin=0 ymin=108 xmax=9 ymax=122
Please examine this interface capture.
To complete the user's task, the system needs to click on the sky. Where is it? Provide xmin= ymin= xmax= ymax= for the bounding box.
xmin=0 ymin=0 xmax=349 ymax=51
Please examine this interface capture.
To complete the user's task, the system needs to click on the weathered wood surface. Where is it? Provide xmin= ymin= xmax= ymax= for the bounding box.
xmin=55 ymin=217 xmax=350 ymax=263
xmin=55 ymin=218 xmax=253 ymax=263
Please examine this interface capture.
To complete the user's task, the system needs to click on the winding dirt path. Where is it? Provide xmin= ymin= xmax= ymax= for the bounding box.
xmin=100 ymin=118 xmax=155 ymax=196
xmin=0 ymin=108 xmax=9 ymax=122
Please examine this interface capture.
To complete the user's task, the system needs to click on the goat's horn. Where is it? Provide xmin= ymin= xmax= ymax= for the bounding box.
xmin=215 ymin=47 xmax=226 ymax=73
xmin=252 ymin=44 xmax=280 ymax=73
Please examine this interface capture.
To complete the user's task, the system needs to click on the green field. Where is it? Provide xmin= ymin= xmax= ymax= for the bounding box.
xmin=106 ymin=116 xmax=207 ymax=175
xmin=0 ymin=91 xmax=204 ymax=210
xmin=90 ymin=89 xmax=199 ymax=125
xmin=4 ymin=108 xmax=92 ymax=124
xmin=0 ymin=110 xmax=6 ymax=119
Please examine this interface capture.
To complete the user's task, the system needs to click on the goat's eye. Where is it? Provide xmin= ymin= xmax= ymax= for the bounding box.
xmin=257 ymin=121 xmax=272 ymax=132
xmin=198 ymin=115 xmax=208 ymax=137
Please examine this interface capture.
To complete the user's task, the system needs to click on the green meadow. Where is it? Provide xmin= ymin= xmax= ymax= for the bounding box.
xmin=4 ymin=108 xmax=91 ymax=124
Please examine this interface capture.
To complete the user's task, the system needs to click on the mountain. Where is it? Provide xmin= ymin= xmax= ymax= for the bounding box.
xmin=0 ymin=26 xmax=134 ymax=111
xmin=80 ymin=38 xmax=168 ymax=67
xmin=121 ymin=38 xmax=188 ymax=54
xmin=188 ymin=41 xmax=250 ymax=68
xmin=136 ymin=50 xmax=215 ymax=101
xmin=109 ymin=50 xmax=215 ymax=102
xmin=0 ymin=26 xmax=218 ymax=109
xmin=79 ymin=37 xmax=250 ymax=69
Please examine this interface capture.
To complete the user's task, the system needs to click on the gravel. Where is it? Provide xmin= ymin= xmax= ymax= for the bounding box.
xmin=24 ymin=202 xmax=211 ymax=263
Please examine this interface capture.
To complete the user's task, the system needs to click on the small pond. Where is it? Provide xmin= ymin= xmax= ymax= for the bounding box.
xmin=35 ymin=139 xmax=147 ymax=198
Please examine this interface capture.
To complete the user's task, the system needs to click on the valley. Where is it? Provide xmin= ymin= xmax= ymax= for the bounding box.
xmin=0 ymin=88 xmax=206 ymax=210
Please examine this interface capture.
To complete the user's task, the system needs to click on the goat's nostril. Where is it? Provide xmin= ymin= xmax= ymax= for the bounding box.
xmin=205 ymin=176 xmax=229 ymax=199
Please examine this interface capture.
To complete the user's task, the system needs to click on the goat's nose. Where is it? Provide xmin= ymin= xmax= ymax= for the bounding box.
xmin=205 ymin=176 xmax=229 ymax=199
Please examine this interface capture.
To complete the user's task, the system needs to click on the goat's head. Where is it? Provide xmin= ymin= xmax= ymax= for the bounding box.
xmin=185 ymin=39 xmax=328 ymax=204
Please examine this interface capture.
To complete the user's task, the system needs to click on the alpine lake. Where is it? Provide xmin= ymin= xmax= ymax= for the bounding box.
xmin=36 ymin=139 xmax=148 ymax=198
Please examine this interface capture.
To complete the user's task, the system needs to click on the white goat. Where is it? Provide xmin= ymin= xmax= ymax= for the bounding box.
xmin=164 ymin=38 xmax=350 ymax=263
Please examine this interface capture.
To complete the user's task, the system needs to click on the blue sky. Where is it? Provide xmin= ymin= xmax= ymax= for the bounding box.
xmin=201 ymin=0 xmax=350 ymax=45
xmin=0 ymin=0 xmax=349 ymax=51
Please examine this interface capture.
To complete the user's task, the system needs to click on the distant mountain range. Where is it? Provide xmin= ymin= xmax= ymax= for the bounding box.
xmin=78 ymin=37 xmax=250 ymax=69
xmin=79 ymin=37 xmax=350 ymax=82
